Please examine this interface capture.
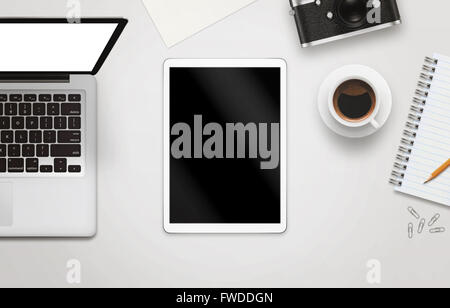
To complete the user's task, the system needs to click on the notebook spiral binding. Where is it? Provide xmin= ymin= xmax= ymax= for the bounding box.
xmin=389 ymin=56 xmax=438 ymax=187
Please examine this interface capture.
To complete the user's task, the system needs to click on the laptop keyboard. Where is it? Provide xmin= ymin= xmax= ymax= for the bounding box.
xmin=0 ymin=91 xmax=84 ymax=176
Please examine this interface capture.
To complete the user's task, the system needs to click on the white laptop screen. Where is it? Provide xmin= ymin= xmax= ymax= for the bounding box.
xmin=0 ymin=22 xmax=123 ymax=73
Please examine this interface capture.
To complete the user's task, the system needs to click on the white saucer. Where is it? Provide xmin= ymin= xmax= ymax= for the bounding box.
xmin=318 ymin=65 xmax=392 ymax=138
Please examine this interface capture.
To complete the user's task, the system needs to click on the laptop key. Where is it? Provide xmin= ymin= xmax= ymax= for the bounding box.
xmin=68 ymin=117 xmax=81 ymax=129
xmin=15 ymin=130 xmax=28 ymax=143
xmin=0 ymin=117 xmax=10 ymax=129
xmin=36 ymin=144 xmax=49 ymax=157
xmin=29 ymin=131 xmax=42 ymax=143
xmin=39 ymin=94 xmax=52 ymax=102
xmin=8 ymin=145 xmax=21 ymax=157
xmin=24 ymin=94 xmax=37 ymax=102
xmin=12 ymin=117 xmax=24 ymax=129
xmin=58 ymin=131 xmax=81 ymax=143
xmin=26 ymin=158 xmax=39 ymax=173
xmin=0 ymin=145 xmax=5 ymax=157
xmin=33 ymin=103 xmax=45 ymax=115
xmin=47 ymin=103 xmax=60 ymax=115
xmin=54 ymin=117 xmax=67 ymax=129
xmin=0 ymin=95 xmax=7 ymax=102
xmin=5 ymin=103 xmax=17 ymax=115
xmin=10 ymin=94 xmax=22 ymax=102
xmin=0 ymin=158 xmax=5 ymax=172
xmin=68 ymin=94 xmax=81 ymax=102
xmin=54 ymin=94 xmax=67 ymax=102
xmin=51 ymin=145 xmax=81 ymax=157
xmin=61 ymin=103 xmax=81 ymax=115
xmin=54 ymin=158 xmax=67 ymax=173
xmin=8 ymin=158 xmax=24 ymax=173
xmin=40 ymin=165 xmax=53 ymax=173
xmin=68 ymin=165 xmax=81 ymax=173
xmin=40 ymin=117 xmax=52 ymax=129
xmin=26 ymin=117 xmax=39 ymax=129
xmin=19 ymin=103 xmax=31 ymax=115
xmin=44 ymin=131 xmax=56 ymax=143
xmin=22 ymin=145 xmax=35 ymax=157
xmin=1 ymin=131 xmax=13 ymax=143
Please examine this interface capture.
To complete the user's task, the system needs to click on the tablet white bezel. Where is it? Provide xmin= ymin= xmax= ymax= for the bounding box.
xmin=164 ymin=59 xmax=287 ymax=234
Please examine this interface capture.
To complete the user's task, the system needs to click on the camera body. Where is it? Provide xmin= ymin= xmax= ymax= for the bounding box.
xmin=290 ymin=0 xmax=401 ymax=47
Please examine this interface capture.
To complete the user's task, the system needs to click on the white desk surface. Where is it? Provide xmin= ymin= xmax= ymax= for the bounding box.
xmin=0 ymin=0 xmax=449 ymax=288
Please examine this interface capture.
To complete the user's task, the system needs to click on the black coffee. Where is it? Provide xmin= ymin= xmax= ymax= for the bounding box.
xmin=333 ymin=79 xmax=376 ymax=122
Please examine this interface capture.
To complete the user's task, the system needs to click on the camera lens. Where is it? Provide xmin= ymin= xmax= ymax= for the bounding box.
xmin=337 ymin=0 xmax=368 ymax=28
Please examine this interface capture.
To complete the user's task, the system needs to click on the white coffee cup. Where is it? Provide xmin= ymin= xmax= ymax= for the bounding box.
xmin=328 ymin=74 xmax=381 ymax=129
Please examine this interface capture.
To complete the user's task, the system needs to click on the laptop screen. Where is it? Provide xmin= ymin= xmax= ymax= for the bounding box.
xmin=0 ymin=20 xmax=125 ymax=74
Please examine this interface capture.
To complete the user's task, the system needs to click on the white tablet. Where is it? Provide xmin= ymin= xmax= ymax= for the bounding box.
xmin=164 ymin=59 xmax=287 ymax=233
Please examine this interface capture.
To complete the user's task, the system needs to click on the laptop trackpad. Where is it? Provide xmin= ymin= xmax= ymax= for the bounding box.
xmin=0 ymin=183 xmax=13 ymax=226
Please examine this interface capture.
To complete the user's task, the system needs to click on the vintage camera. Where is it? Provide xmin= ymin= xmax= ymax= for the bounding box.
xmin=290 ymin=0 xmax=401 ymax=47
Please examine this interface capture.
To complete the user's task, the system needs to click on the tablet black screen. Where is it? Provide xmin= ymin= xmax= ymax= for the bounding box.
xmin=169 ymin=67 xmax=281 ymax=224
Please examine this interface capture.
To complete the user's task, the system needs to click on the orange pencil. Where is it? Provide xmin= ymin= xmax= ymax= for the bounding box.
xmin=424 ymin=159 xmax=450 ymax=184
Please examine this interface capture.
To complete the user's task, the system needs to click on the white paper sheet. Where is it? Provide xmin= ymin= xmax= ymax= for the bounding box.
xmin=142 ymin=0 xmax=257 ymax=47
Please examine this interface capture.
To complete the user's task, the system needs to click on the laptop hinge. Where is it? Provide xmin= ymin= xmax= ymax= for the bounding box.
xmin=0 ymin=73 xmax=70 ymax=83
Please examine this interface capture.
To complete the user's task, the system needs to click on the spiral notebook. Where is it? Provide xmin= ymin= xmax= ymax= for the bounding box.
xmin=390 ymin=53 xmax=450 ymax=206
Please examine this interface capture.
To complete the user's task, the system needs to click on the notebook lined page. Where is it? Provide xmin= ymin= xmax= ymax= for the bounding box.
xmin=395 ymin=53 xmax=450 ymax=206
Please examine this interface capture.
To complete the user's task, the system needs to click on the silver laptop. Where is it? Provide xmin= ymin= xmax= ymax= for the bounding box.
xmin=0 ymin=18 xmax=127 ymax=237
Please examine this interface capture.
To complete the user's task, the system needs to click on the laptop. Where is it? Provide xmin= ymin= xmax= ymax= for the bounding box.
xmin=0 ymin=18 xmax=127 ymax=237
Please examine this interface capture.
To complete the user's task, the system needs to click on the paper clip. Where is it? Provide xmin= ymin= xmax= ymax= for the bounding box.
xmin=408 ymin=223 xmax=414 ymax=239
xmin=430 ymin=227 xmax=446 ymax=234
xmin=428 ymin=214 xmax=440 ymax=227
xmin=418 ymin=219 xmax=425 ymax=234
xmin=408 ymin=207 xmax=420 ymax=219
